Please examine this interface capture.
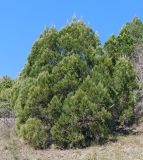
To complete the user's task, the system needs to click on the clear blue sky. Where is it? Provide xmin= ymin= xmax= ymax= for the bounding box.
xmin=0 ymin=0 xmax=143 ymax=78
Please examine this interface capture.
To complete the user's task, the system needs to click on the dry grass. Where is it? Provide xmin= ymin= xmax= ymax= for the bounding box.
xmin=0 ymin=118 xmax=143 ymax=160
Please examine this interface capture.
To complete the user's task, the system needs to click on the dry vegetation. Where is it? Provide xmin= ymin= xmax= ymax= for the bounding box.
xmin=0 ymin=118 xmax=143 ymax=160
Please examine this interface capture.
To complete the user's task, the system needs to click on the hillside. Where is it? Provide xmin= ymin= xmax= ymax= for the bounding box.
xmin=0 ymin=118 xmax=143 ymax=160
xmin=1 ymin=17 xmax=143 ymax=159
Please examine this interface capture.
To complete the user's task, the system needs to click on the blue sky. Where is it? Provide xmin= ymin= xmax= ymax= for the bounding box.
xmin=0 ymin=0 xmax=143 ymax=78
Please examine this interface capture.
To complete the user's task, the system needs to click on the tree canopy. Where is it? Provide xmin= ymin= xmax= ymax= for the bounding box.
xmin=11 ymin=17 xmax=143 ymax=149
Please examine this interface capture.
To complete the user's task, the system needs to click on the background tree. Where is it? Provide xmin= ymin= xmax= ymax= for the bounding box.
xmin=0 ymin=76 xmax=14 ymax=118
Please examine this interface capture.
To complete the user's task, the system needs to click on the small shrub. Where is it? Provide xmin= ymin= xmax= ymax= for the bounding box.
xmin=19 ymin=118 xmax=47 ymax=149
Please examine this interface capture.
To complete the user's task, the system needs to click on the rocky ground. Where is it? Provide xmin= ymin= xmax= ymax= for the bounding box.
xmin=0 ymin=118 xmax=143 ymax=160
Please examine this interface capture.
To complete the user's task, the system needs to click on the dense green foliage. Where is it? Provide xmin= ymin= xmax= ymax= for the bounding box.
xmin=0 ymin=76 xmax=14 ymax=117
xmin=20 ymin=118 xmax=47 ymax=149
xmin=12 ymin=17 xmax=143 ymax=149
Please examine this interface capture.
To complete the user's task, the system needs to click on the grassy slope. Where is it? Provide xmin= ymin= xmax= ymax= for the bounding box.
xmin=0 ymin=118 xmax=143 ymax=160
